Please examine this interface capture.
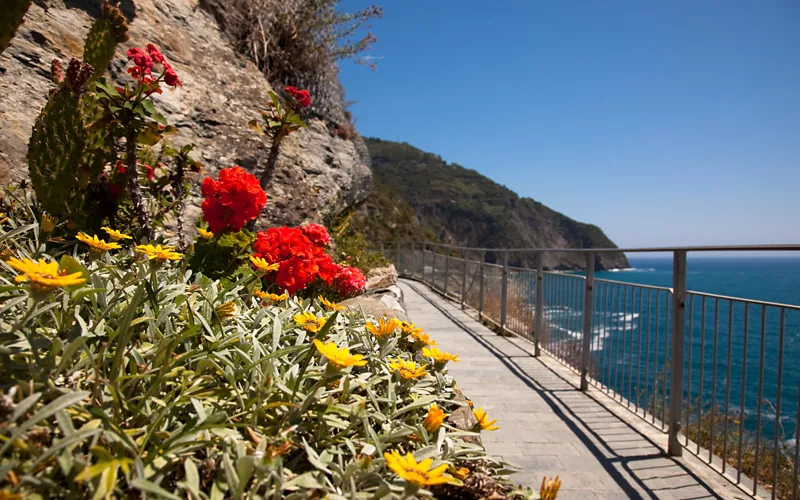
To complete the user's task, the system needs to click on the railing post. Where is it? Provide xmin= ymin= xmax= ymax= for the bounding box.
xmin=500 ymin=251 xmax=509 ymax=334
xmin=422 ymin=243 xmax=428 ymax=283
xmin=533 ymin=252 xmax=544 ymax=357
xmin=460 ymin=255 xmax=467 ymax=309
xmin=444 ymin=251 xmax=450 ymax=296
xmin=431 ymin=249 xmax=437 ymax=289
xmin=478 ymin=251 xmax=486 ymax=319
xmin=668 ymin=250 xmax=687 ymax=457
xmin=580 ymin=252 xmax=595 ymax=391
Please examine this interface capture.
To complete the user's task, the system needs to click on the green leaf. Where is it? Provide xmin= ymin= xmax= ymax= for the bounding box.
xmin=247 ymin=119 xmax=265 ymax=136
xmin=1 ymin=391 xmax=89 ymax=455
xmin=131 ymin=478 xmax=183 ymax=500
xmin=110 ymin=286 xmax=145 ymax=378
xmin=59 ymin=255 xmax=89 ymax=291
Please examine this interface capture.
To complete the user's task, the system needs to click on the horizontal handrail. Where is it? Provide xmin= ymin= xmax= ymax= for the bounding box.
xmin=416 ymin=241 xmax=800 ymax=253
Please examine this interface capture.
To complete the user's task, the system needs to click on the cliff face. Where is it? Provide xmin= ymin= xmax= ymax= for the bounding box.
xmin=361 ymin=138 xmax=629 ymax=270
xmin=0 ymin=0 xmax=371 ymax=228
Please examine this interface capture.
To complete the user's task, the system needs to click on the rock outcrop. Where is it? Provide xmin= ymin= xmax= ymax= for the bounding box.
xmin=0 ymin=0 xmax=371 ymax=227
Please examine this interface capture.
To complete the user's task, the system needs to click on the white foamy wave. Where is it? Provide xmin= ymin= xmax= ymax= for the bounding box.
xmin=606 ymin=267 xmax=656 ymax=272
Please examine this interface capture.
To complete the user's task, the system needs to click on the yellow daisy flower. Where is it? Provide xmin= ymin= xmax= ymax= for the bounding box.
xmin=473 ymin=407 xmax=499 ymax=431
xmin=449 ymin=466 xmax=469 ymax=481
xmin=401 ymin=321 xmax=423 ymax=336
xmin=388 ymin=358 xmax=428 ymax=379
xmin=421 ymin=347 xmax=460 ymax=364
xmin=0 ymin=213 xmax=7 ymax=224
xmin=410 ymin=329 xmax=437 ymax=347
xmin=6 ymin=258 xmax=85 ymax=293
xmin=383 ymin=451 xmax=455 ymax=487
xmin=40 ymin=213 xmax=56 ymax=234
xmin=540 ymin=476 xmax=562 ymax=500
xmin=215 ymin=301 xmax=237 ymax=320
xmin=250 ymin=255 xmax=279 ymax=274
xmin=293 ymin=311 xmax=326 ymax=333
xmin=135 ymin=244 xmax=183 ymax=263
xmin=76 ymin=232 xmax=121 ymax=253
xmin=313 ymin=339 xmax=367 ymax=368
xmin=423 ymin=403 xmax=448 ymax=433
xmin=365 ymin=317 xmax=401 ymax=339
xmin=318 ymin=296 xmax=344 ymax=311
xmin=101 ymin=227 xmax=132 ymax=241
xmin=197 ymin=228 xmax=214 ymax=239
xmin=255 ymin=290 xmax=288 ymax=302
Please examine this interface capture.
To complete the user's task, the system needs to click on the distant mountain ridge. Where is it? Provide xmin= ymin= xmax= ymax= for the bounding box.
xmin=351 ymin=138 xmax=629 ymax=270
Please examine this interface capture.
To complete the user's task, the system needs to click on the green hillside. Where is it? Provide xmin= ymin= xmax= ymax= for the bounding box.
xmin=352 ymin=138 xmax=629 ymax=270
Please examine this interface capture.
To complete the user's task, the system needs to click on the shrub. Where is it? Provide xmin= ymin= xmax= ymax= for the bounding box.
xmin=0 ymin=197 xmax=534 ymax=499
xmin=200 ymin=0 xmax=382 ymax=124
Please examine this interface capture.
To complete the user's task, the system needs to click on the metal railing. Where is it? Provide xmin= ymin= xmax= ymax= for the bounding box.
xmin=392 ymin=242 xmax=800 ymax=499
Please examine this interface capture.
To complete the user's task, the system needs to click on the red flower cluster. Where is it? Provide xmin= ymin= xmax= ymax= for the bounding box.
xmin=253 ymin=225 xmax=365 ymax=297
xmin=201 ymin=166 xmax=267 ymax=233
xmin=300 ymin=223 xmax=330 ymax=247
xmin=126 ymin=44 xmax=181 ymax=88
xmin=336 ymin=266 xmax=367 ymax=297
xmin=285 ymin=86 xmax=311 ymax=108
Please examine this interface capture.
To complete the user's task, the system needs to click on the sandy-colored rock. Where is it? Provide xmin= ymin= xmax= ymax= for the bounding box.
xmin=0 ymin=0 xmax=371 ymax=228
xmin=365 ymin=264 xmax=397 ymax=291
xmin=339 ymin=296 xmax=409 ymax=324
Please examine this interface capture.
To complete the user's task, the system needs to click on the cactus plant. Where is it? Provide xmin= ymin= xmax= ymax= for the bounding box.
xmin=27 ymin=87 xmax=87 ymax=216
xmin=26 ymin=3 xmax=128 ymax=220
xmin=82 ymin=2 xmax=129 ymax=81
xmin=0 ymin=0 xmax=32 ymax=55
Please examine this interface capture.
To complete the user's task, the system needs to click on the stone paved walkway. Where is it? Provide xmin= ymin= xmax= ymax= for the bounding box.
xmin=399 ymin=279 xmax=751 ymax=500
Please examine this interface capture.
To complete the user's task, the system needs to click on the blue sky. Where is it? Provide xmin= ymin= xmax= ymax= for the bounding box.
xmin=338 ymin=1 xmax=800 ymax=250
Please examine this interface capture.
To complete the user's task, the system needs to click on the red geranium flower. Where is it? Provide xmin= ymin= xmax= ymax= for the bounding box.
xmin=285 ymin=85 xmax=311 ymax=108
xmin=142 ymin=164 xmax=155 ymax=181
xmin=201 ymin=166 xmax=267 ymax=233
xmin=335 ymin=266 xmax=366 ymax=297
xmin=126 ymin=47 xmax=153 ymax=74
xmin=300 ymin=223 xmax=330 ymax=247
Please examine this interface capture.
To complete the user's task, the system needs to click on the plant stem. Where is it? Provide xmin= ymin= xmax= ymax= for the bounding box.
xmin=246 ymin=128 xmax=284 ymax=231
xmin=125 ymin=127 xmax=152 ymax=239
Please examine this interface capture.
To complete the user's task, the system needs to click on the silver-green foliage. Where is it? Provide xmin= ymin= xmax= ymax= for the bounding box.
xmin=0 ymin=198 xmax=529 ymax=499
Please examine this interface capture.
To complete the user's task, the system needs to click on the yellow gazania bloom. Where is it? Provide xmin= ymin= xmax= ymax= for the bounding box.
xmin=293 ymin=311 xmax=327 ymax=333
xmin=423 ymin=403 xmax=447 ymax=433
xmin=0 ymin=213 xmax=7 ymax=224
xmin=313 ymin=339 xmax=367 ymax=369
xmin=449 ymin=465 xmax=469 ymax=481
xmin=40 ymin=213 xmax=56 ymax=234
xmin=540 ymin=475 xmax=562 ymax=500
xmin=101 ymin=227 xmax=132 ymax=241
xmin=255 ymin=290 xmax=288 ymax=302
xmin=250 ymin=255 xmax=279 ymax=274
xmin=401 ymin=321 xmax=423 ymax=336
xmin=76 ymin=232 xmax=121 ymax=253
xmin=473 ymin=408 xmax=499 ymax=431
xmin=136 ymin=244 xmax=183 ymax=263
xmin=197 ymin=228 xmax=214 ymax=239
xmin=365 ymin=317 xmax=401 ymax=339
xmin=383 ymin=451 xmax=454 ymax=487
xmin=215 ymin=301 xmax=237 ymax=320
xmin=421 ymin=347 xmax=460 ymax=364
xmin=410 ymin=329 xmax=437 ymax=347
xmin=6 ymin=258 xmax=85 ymax=292
xmin=388 ymin=358 xmax=428 ymax=379
xmin=318 ymin=295 xmax=344 ymax=311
